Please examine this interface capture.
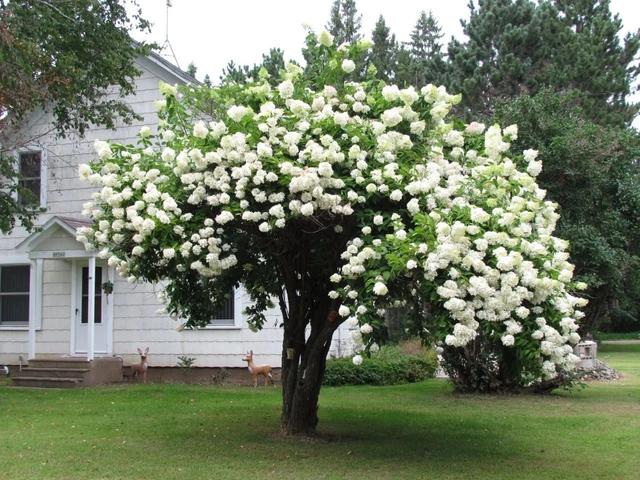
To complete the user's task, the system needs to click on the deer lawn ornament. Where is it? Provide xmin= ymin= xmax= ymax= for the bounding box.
xmin=242 ymin=350 xmax=273 ymax=387
xmin=131 ymin=347 xmax=149 ymax=383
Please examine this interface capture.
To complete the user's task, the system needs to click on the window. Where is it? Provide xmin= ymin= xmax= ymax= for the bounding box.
xmin=81 ymin=266 xmax=102 ymax=324
xmin=17 ymin=151 xmax=43 ymax=207
xmin=208 ymin=289 xmax=235 ymax=326
xmin=0 ymin=265 xmax=30 ymax=325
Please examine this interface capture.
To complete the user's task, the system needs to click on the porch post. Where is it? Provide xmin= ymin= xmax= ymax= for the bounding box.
xmin=28 ymin=259 xmax=37 ymax=359
xmin=87 ymin=256 xmax=96 ymax=361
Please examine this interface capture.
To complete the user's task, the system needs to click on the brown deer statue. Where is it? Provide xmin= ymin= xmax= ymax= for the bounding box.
xmin=130 ymin=347 xmax=149 ymax=383
xmin=242 ymin=350 xmax=273 ymax=387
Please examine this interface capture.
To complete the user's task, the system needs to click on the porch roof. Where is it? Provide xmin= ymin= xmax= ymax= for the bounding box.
xmin=16 ymin=215 xmax=95 ymax=259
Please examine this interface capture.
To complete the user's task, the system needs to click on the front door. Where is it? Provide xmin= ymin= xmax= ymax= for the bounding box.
xmin=74 ymin=264 xmax=109 ymax=354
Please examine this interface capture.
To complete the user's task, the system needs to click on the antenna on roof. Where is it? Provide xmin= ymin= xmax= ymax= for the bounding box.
xmin=159 ymin=0 xmax=180 ymax=68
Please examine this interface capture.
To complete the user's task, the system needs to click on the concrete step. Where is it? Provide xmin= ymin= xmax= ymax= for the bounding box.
xmin=19 ymin=367 xmax=89 ymax=379
xmin=28 ymin=358 xmax=91 ymax=370
xmin=12 ymin=376 xmax=83 ymax=388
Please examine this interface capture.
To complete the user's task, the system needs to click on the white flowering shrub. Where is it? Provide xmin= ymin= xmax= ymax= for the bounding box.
xmin=78 ymin=30 xmax=586 ymax=426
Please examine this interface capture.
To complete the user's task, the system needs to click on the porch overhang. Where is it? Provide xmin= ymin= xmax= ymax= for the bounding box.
xmin=16 ymin=216 xmax=102 ymax=361
xmin=16 ymin=215 xmax=95 ymax=259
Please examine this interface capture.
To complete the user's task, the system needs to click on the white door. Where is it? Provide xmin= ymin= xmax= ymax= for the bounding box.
xmin=74 ymin=263 xmax=109 ymax=354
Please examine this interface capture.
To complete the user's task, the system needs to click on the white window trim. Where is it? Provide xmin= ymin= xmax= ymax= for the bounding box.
xmin=181 ymin=288 xmax=242 ymax=331
xmin=13 ymin=146 xmax=48 ymax=209
xmin=0 ymin=261 xmax=41 ymax=331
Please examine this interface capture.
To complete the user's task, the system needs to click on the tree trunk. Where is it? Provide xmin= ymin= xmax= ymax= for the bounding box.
xmin=280 ymin=304 xmax=337 ymax=436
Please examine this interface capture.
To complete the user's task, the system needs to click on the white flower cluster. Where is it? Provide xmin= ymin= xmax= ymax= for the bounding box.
xmin=78 ymin=31 xmax=585 ymax=381
xmin=334 ymin=121 xmax=585 ymax=379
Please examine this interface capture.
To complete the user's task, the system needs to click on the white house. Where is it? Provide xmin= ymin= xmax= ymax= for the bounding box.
xmin=0 ymin=53 xmax=352 ymax=385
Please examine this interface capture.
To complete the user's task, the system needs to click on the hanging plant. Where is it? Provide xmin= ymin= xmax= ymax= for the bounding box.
xmin=102 ymin=281 xmax=114 ymax=296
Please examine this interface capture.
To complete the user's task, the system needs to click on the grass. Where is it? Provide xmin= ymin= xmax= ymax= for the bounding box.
xmin=595 ymin=331 xmax=640 ymax=341
xmin=1 ymin=350 xmax=639 ymax=480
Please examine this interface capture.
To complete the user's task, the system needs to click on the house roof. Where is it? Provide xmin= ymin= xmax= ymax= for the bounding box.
xmin=145 ymin=51 xmax=201 ymax=85
xmin=57 ymin=216 xmax=92 ymax=232
xmin=16 ymin=215 xmax=91 ymax=252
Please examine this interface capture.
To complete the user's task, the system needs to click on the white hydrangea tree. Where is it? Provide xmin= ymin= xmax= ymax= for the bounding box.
xmin=78 ymin=31 xmax=585 ymax=435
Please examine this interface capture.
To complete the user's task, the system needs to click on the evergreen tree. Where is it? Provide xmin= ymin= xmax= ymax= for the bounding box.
xmin=325 ymin=0 xmax=362 ymax=45
xmin=553 ymin=0 xmax=640 ymax=126
xmin=341 ymin=0 xmax=362 ymax=43
xmin=447 ymin=0 xmax=639 ymax=125
xmin=409 ymin=11 xmax=443 ymax=60
xmin=369 ymin=15 xmax=397 ymax=81
xmin=406 ymin=10 xmax=447 ymax=87
xmin=326 ymin=0 xmax=343 ymax=42
xmin=219 ymin=49 xmax=286 ymax=86
xmin=394 ymin=46 xmax=414 ymax=87
xmin=219 ymin=60 xmax=251 ymax=84
xmin=255 ymin=48 xmax=286 ymax=81
xmin=186 ymin=62 xmax=198 ymax=79
xmin=447 ymin=0 xmax=555 ymax=119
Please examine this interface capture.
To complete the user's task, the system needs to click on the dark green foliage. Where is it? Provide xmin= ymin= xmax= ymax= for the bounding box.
xmin=0 ymin=0 xmax=152 ymax=136
xmin=326 ymin=0 xmax=343 ymax=42
xmin=326 ymin=0 xmax=362 ymax=45
xmin=219 ymin=48 xmax=286 ymax=85
xmin=552 ymin=0 xmax=640 ymax=126
xmin=494 ymin=90 xmax=640 ymax=334
xmin=368 ymin=15 xmax=397 ymax=81
xmin=394 ymin=47 xmax=415 ymax=87
xmin=340 ymin=0 xmax=362 ymax=44
xmin=186 ymin=62 xmax=198 ymax=78
xmin=447 ymin=0 xmax=639 ymax=125
xmin=405 ymin=10 xmax=447 ymax=87
xmin=323 ymin=346 xmax=437 ymax=386
xmin=601 ymin=310 xmax=640 ymax=334
xmin=219 ymin=60 xmax=252 ymax=84
xmin=0 ymin=0 xmax=152 ymax=234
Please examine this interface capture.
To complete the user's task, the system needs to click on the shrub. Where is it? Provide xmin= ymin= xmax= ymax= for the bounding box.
xmin=324 ymin=345 xmax=437 ymax=386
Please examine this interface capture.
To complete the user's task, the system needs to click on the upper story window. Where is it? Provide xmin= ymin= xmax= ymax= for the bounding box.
xmin=208 ymin=289 xmax=235 ymax=327
xmin=0 ymin=265 xmax=30 ymax=325
xmin=17 ymin=150 xmax=46 ymax=208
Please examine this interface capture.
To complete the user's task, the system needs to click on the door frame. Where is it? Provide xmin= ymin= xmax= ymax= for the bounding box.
xmin=68 ymin=259 xmax=114 ymax=356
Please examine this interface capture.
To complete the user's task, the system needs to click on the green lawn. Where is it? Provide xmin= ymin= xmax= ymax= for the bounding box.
xmin=1 ymin=349 xmax=639 ymax=480
xmin=595 ymin=331 xmax=640 ymax=341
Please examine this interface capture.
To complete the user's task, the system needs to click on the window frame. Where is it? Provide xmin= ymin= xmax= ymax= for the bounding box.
xmin=0 ymin=263 xmax=31 ymax=327
xmin=14 ymin=147 xmax=47 ymax=209
xmin=202 ymin=288 xmax=240 ymax=330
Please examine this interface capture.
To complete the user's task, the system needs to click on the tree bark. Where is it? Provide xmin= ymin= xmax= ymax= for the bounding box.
xmin=279 ymin=298 xmax=338 ymax=436
xmin=266 ymin=218 xmax=349 ymax=435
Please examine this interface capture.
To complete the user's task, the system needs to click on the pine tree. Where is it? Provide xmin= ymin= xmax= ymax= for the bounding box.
xmin=447 ymin=0 xmax=639 ymax=125
xmin=326 ymin=0 xmax=343 ymax=42
xmin=325 ymin=0 xmax=362 ymax=45
xmin=394 ymin=46 xmax=414 ymax=87
xmin=406 ymin=10 xmax=446 ymax=87
xmin=341 ymin=0 xmax=362 ymax=43
xmin=369 ymin=15 xmax=397 ymax=81
xmin=219 ymin=60 xmax=251 ymax=84
xmin=408 ymin=11 xmax=443 ymax=61
xmin=186 ymin=62 xmax=198 ymax=79
xmin=447 ymin=0 xmax=551 ymax=119
xmin=255 ymin=48 xmax=285 ymax=80
xmin=553 ymin=0 xmax=640 ymax=126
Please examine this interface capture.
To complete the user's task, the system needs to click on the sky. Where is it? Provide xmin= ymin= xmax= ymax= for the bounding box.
xmin=131 ymin=0 xmax=640 ymax=84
